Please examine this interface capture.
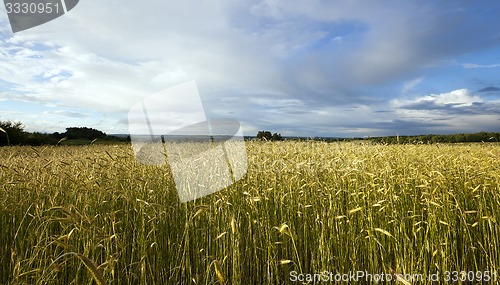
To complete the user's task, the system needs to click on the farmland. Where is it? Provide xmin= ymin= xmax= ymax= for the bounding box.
xmin=1 ymin=141 xmax=499 ymax=284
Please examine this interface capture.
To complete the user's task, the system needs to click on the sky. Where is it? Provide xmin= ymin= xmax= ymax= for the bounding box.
xmin=1 ymin=0 xmax=499 ymax=137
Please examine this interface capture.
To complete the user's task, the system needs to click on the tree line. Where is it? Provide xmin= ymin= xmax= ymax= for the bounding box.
xmin=1 ymin=120 xmax=498 ymax=146
xmin=0 ymin=121 xmax=128 ymax=146
xmin=256 ymin=130 xmax=283 ymax=141
xmin=369 ymin=132 xmax=500 ymax=144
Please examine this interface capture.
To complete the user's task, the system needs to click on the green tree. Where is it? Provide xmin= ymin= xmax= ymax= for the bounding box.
xmin=25 ymin=132 xmax=58 ymax=146
xmin=0 ymin=121 xmax=26 ymax=146
xmin=272 ymin=132 xmax=283 ymax=141
xmin=64 ymin=127 xmax=107 ymax=140
xmin=256 ymin=131 xmax=283 ymax=141
xmin=256 ymin=131 xmax=272 ymax=141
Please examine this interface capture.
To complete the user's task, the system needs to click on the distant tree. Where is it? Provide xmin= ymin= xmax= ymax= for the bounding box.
xmin=256 ymin=131 xmax=272 ymax=141
xmin=0 ymin=121 xmax=26 ymax=146
xmin=256 ymin=130 xmax=283 ymax=141
xmin=272 ymin=132 xmax=283 ymax=141
xmin=64 ymin=127 xmax=107 ymax=140
xmin=1 ymin=121 xmax=129 ymax=146
xmin=51 ymin=132 xmax=65 ymax=140
xmin=25 ymin=132 xmax=57 ymax=146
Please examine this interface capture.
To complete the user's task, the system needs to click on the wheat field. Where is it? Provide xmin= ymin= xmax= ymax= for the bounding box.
xmin=1 ymin=141 xmax=499 ymax=284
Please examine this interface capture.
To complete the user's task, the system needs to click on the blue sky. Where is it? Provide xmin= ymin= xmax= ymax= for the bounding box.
xmin=1 ymin=0 xmax=499 ymax=137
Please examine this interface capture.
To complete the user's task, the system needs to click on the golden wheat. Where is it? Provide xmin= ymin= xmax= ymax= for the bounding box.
xmin=0 ymin=142 xmax=499 ymax=284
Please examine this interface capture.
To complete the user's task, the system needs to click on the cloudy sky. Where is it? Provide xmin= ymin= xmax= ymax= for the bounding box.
xmin=1 ymin=1 xmax=499 ymax=137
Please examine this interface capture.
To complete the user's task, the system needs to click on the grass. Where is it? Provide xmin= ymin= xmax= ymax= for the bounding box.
xmin=0 ymin=141 xmax=499 ymax=284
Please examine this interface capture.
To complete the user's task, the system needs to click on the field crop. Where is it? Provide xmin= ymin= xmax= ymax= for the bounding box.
xmin=1 ymin=141 xmax=499 ymax=284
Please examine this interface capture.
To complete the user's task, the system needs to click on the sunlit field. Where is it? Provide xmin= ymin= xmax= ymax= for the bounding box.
xmin=1 ymin=141 xmax=499 ymax=284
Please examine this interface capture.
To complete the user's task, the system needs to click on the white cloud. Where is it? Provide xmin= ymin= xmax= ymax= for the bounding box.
xmin=429 ymin=89 xmax=482 ymax=106
xmin=1 ymin=1 xmax=500 ymax=136
xmin=394 ymin=89 xmax=482 ymax=108
xmin=463 ymin=63 xmax=500 ymax=69
xmin=388 ymin=89 xmax=499 ymax=134
xmin=43 ymin=110 xmax=88 ymax=118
